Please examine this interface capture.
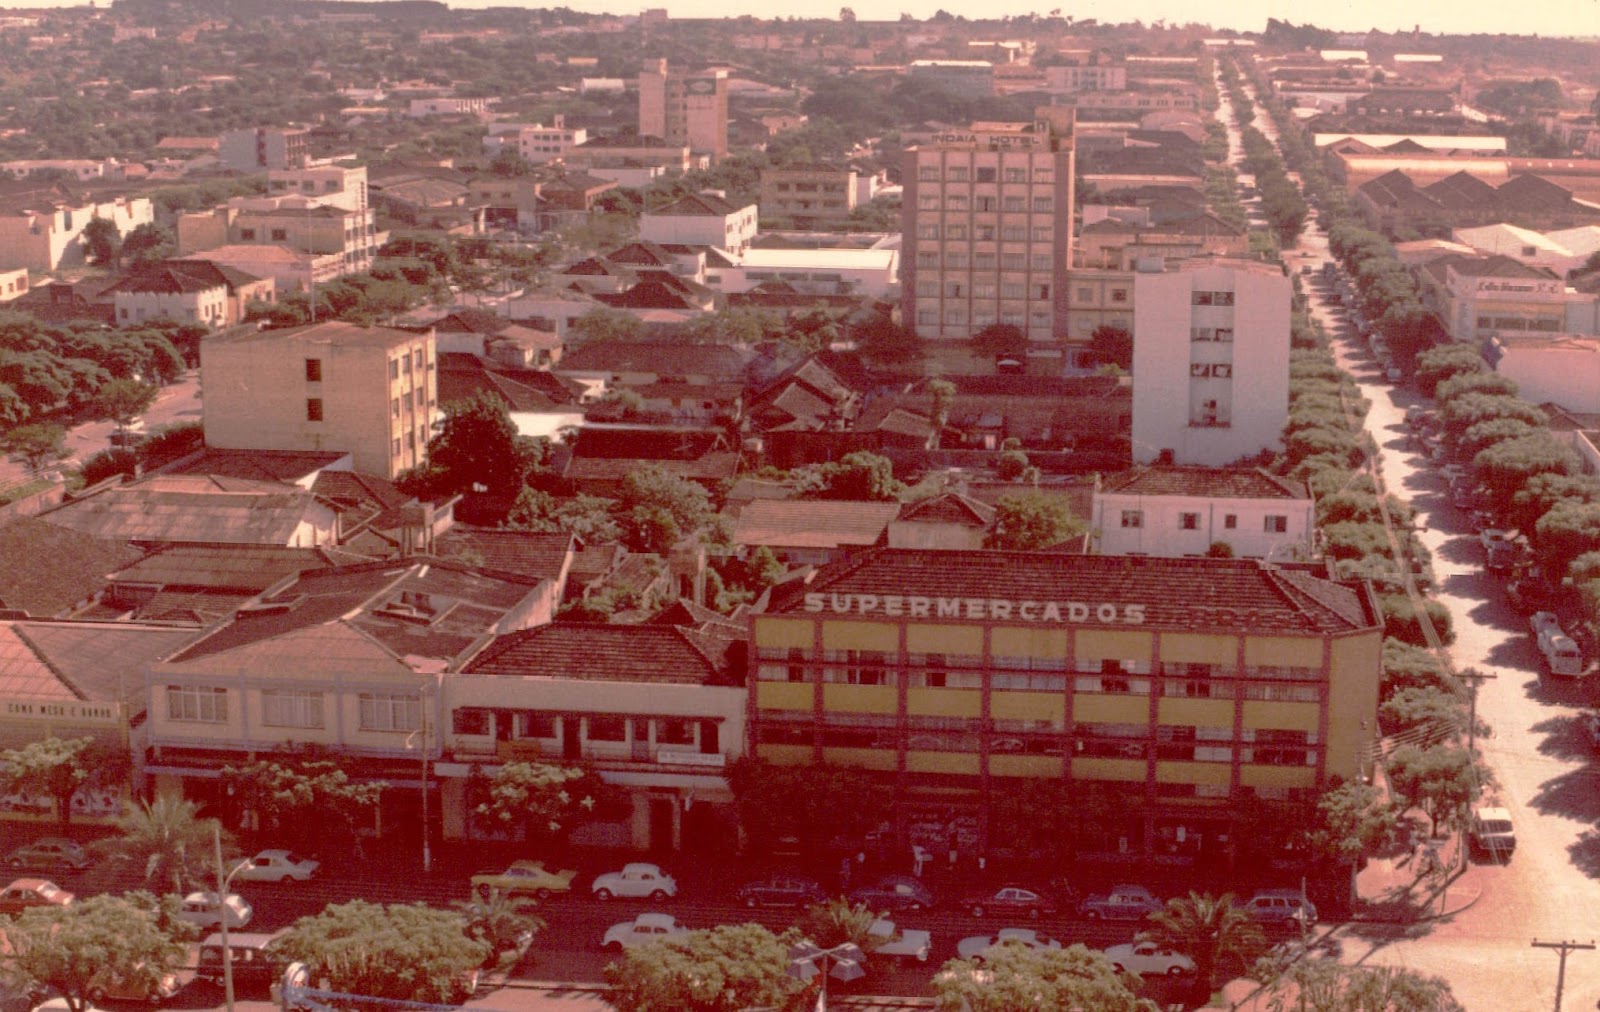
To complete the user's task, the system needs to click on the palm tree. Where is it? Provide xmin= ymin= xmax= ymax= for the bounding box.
xmin=97 ymin=795 xmax=225 ymax=894
xmin=796 ymin=898 xmax=885 ymax=953
xmin=1139 ymin=891 xmax=1266 ymax=996
xmin=454 ymin=889 xmax=545 ymax=968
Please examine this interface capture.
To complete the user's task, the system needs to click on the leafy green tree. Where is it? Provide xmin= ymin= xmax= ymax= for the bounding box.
xmin=1380 ymin=686 xmax=1463 ymax=736
xmin=473 ymin=761 xmax=608 ymax=846
xmin=855 ymin=314 xmax=921 ymax=366
xmin=96 ymin=794 xmax=224 ymax=894
xmin=0 ymin=422 xmax=67 ymax=473
xmin=927 ymin=378 xmax=955 ymax=431
xmin=985 ymin=490 xmax=1085 ymax=550
xmin=404 ymin=391 xmax=546 ymax=499
xmin=995 ymin=436 xmax=1035 ymax=482
xmin=612 ymin=465 xmax=712 ymax=553
xmin=119 ymin=223 xmax=175 ymax=267
xmin=1457 ymin=417 xmax=1538 ymax=462
xmin=1307 ymin=778 xmax=1397 ymax=868
xmin=93 ymin=377 xmax=158 ymax=433
xmin=507 ymin=489 xmax=623 ymax=543
xmin=78 ymin=448 xmax=138 ymax=486
xmin=970 ymin=322 xmax=1027 ymax=359
xmin=804 ymin=451 xmax=903 ymax=501
xmin=1386 ymin=745 xmax=1477 ymax=837
xmin=604 ymin=923 xmax=801 ymax=1012
xmin=274 ymin=900 xmax=488 ymax=1005
xmin=1379 ymin=594 xmax=1455 ymax=648
xmin=1510 ymin=472 xmax=1600 ymax=537
xmin=1086 ymin=324 xmax=1133 ymax=371
xmin=1140 ymin=892 xmax=1266 ymax=993
xmin=81 ymin=216 xmax=121 ymax=267
xmin=0 ymin=736 xmax=94 ymax=830
xmin=4 ymin=894 xmax=189 ymax=1012
xmin=726 ymin=758 xmax=890 ymax=855
xmin=1436 ymin=370 xmax=1518 ymax=405
xmin=1414 ymin=344 xmax=1486 ymax=398
xmin=220 ymin=758 xmax=382 ymax=854
xmin=1474 ymin=434 xmax=1580 ymax=515
xmin=1535 ymin=499 xmax=1600 ymax=579
xmin=454 ymin=890 xmax=544 ymax=968
xmin=571 ymin=307 xmax=645 ymax=344
xmin=1382 ymin=639 xmax=1457 ymax=698
xmin=1263 ymin=961 xmax=1465 ymax=1012
xmin=797 ymin=898 xmax=884 ymax=952
xmin=933 ymin=942 xmax=1153 ymax=1012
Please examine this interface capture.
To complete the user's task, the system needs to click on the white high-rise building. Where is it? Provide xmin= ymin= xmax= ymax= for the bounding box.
xmin=1131 ymin=258 xmax=1290 ymax=466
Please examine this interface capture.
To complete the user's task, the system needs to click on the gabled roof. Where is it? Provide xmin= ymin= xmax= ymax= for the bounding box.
xmin=462 ymin=621 xmax=730 ymax=684
xmin=107 ymin=544 xmax=357 ymax=591
xmin=0 ymin=621 xmax=199 ymax=708
xmin=765 ymin=549 xmax=1376 ymax=635
xmin=1099 ymin=467 xmax=1310 ymax=500
xmin=895 ymin=492 xmax=995 ymax=527
xmin=162 ymin=559 xmax=543 ymax=672
xmin=0 ymin=518 xmax=146 ymax=617
xmin=437 ymin=353 xmax=579 ymax=412
xmin=431 ymin=527 xmax=574 ymax=583
xmin=557 ymin=340 xmax=751 ymax=379
xmin=734 ymin=499 xmax=899 ymax=549
xmin=650 ymin=192 xmax=747 ymax=217
xmin=157 ymin=450 xmax=349 ymax=483
xmin=592 ymin=281 xmax=703 ymax=310
xmin=38 ymin=475 xmax=332 ymax=546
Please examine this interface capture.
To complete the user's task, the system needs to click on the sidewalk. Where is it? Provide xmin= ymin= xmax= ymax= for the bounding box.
xmin=1353 ymin=824 xmax=1482 ymax=923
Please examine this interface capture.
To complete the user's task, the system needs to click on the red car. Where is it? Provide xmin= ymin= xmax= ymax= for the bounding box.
xmin=963 ymin=885 xmax=1057 ymax=919
xmin=0 ymin=878 xmax=72 ymax=916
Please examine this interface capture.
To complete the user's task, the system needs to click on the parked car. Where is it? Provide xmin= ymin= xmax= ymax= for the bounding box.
xmin=1102 ymin=940 xmax=1195 ymax=977
xmin=232 ymin=849 xmax=319 ymax=883
xmin=4 ymin=838 xmax=89 ymax=872
xmin=1469 ymin=806 xmax=1516 ymax=861
xmin=33 ymin=1001 xmax=105 ymax=1012
xmin=0 ymin=879 xmax=71 ymax=916
xmin=866 ymin=919 xmax=931 ymax=962
xmin=179 ymin=891 xmax=253 ymax=930
xmin=591 ymin=863 xmax=677 ymax=902
xmin=1580 ymin=711 xmax=1600 ymax=750
xmin=87 ymin=965 xmax=181 ymax=1005
xmin=471 ymin=860 xmax=578 ymax=901
xmin=962 ymin=885 xmax=1056 ymax=919
xmin=197 ymin=932 xmax=285 ymax=993
xmin=1238 ymin=890 xmax=1317 ymax=929
xmin=1078 ymin=884 xmax=1162 ymax=921
xmin=956 ymin=927 xmax=1060 ymax=962
xmin=736 ymin=876 xmax=826 ymax=909
xmin=848 ymin=875 xmax=933 ymax=913
xmin=602 ymin=912 xmax=688 ymax=951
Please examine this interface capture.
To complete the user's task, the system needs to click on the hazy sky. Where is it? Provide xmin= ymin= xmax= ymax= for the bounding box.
xmin=4 ymin=0 xmax=1595 ymax=38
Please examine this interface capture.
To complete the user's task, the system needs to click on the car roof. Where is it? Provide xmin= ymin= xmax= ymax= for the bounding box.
xmin=508 ymin=859 xmax=548 ymax=868
xmin=202 ymin=931 xmax=281 ymax=946
xmin=621 ymin=862 xmax=662 ymax=873
xmin=1476 ymin=806 xmax=1513 ymax=820
xmin=635 ymin=912 xmax=678 ymax=928
xmin=7 ymin=878 xmax=51 ymax=889
xmin=254 ymin=849 xmax=294 ymax=859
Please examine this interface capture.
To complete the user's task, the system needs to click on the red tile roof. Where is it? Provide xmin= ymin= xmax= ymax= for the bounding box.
xmin=1099 ymin=467 xmax=1309 ymax=500
xmin=432 ymin=527 xmax=574 ymax=583
xmin=734 ymin=499 xmax=899 ymax=549
xmin=766 ymin=548 xmax=1375 ymax=635
xmin=463 ymin=621 xmax=730 ymax=684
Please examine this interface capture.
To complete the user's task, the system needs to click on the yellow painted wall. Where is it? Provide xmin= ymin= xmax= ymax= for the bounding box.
xmin=991 ymin=627 xmax=1067 ymax=659
xmin=1326 ymin=632 xmax=1382 ymax=781
xmin=823 ymin=685 xmax=898 ymax=714
xmin=1240 ymin=765 xmax=1317 ymax=789
xmin=1243 ymin=636 xmax=1321 ymax=667
xmin=756 ymin=683 xmax=814 ymax=711
xmin=990 ymin=692 xmax=1065 ymax=725
xmin=1157 ymin=698 xmax=1234 ymax=727
xmin=754 ymin=618 xmax=814 ymax=650
xmin=1156 ymin=761 xmax=1230 ymax=785
xmin=1077 ymin=629 xmax=1153 ymax=661
xmin=1072 ymin=757 xmax=1147 ymax=781
xmin=821 ymin=621 xmax=899 ymax=651
xmin=905 ymin=751 xmax=979 ymax=775
xmin=906 ymin=688 xmax=982 ymax=717
xmin=1243 ymin=700 xmax=1320 ymax=732
xmin=823 ymin=747 xmax=899 ymax=771
xmin=757 ymin=744 xmax=814 ymax=766
xmin=1071 ymin=695 xmax=1149 ymax=724
xmin=989 ymin=755 xmax=1063 ymax=778
xmin=1154 ymin=633 xmax=1237 ymax=664
xmin=906 ymin=625 xmax=982 ymax=655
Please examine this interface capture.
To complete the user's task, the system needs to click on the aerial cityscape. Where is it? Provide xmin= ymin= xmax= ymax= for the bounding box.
xmin=0 ymin=2 xmax=1596 ymax=1010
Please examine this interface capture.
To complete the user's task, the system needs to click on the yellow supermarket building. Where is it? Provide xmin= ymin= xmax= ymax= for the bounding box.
xmin=749 ymin=548 xmax=1383 ymax=868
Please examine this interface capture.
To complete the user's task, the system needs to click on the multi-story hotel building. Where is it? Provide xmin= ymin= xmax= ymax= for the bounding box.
xmin=749 ymin=549 xmax=1381 ymax=866
xmin=638 ymin=59 xmax=729 ymax=162
xmin=900 ymin=108 xmax=1076 ymax=347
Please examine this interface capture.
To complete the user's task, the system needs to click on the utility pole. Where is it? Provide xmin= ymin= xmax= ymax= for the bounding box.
xmin=1532 ymin=939 xmax=1593 ymax=1012
xmin=1454 ymin=666 xmax=1497 ymax=874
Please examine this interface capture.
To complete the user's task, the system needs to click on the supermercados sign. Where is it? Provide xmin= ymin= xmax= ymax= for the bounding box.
xmin=803 ymin=593 xmax=1146 ymax=624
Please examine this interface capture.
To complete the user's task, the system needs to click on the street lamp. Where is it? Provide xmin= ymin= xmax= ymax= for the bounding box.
xmin=212 ymin=821 xmax=249 ymax=1012
xmin=787 ymin=941 xmax=866 ymax=1011
xmin=405 ymin=672 xmax=442 ymax=874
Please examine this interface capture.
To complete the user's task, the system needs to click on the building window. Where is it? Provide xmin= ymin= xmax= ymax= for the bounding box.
xmin=261 ymin=690 xmax=324 ymax=728
xmin=167 ymin=686 xmax=226 ymax=723
xmin=1264 ymin=515 xmax=1288 ymax=533
xmin=1032 ymin=197 xmax=1053 ymax=212
xmin=587 ymin=715 xmax=628 ymax=742
xmin=389 ymin=359 xmax=400 ymax=380
xmin=1192 ymin=290 xmax=1235 ymax=306
xmin=975 ymin=252 xmax=996 ymax=269
xmin=515 ymin=712 xmax=558 ymax=738
xmin=306 ymin=398 xmax=323 ymax=421
xmin=976 ymin=167 xmax=996 ymax=182
xmin=1004 ymin=168 xmax=1027 ymax=182
xmin=1110 ymin=289 xmax=1128 ymax=303
xmin=655 ymin=718 xmax=695 ymax=745
xmin=1179 ymin=512 xmax=1199 ymax=530
xmin=948 ymin=167 xmax=968 ymax=182
xmin=270 ymin=229 xmax=288 ymax=242
xmin=358 ymin=693 xmax=419 ymax=731
xmin=239 ymin=228 xmax=256 ymax=240
xmin=452 ymin=708 xmax=491 ymax=736
xmin=1224 ymin=514 xmax=1237 ymax=530
xmin=1120 ymin=510 xmax=1143 ymax=529
xmin=919 ymin=166 xmax=939 ymax=181
xmin=305 ymin=358 xmax=321 ymax=382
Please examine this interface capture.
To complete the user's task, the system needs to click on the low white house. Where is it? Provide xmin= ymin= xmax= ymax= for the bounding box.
xmin=708 ymin=246 xmax=899 ymax=298
xmin=1488 ymin=333 xmax=1600 ymax=414
xmin=638 ymin=192 xmax=758 ymax=254
xmin=1091 ymin=467 xmax=1314 ymax=560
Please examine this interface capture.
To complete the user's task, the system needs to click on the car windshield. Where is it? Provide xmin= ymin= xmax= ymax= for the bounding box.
xmin=282 ymin=853 xmax=306 ymax=865
xmin=1483 ymin=820 xmax=1513 ymax=833
xmin=35 ymin=883 xmax=59 ymax=898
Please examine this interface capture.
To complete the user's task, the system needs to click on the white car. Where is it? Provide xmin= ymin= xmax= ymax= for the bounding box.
xmin=867 ymin=918 xmax=931 ymax=962
xmin=602 ymin=912 xmax=688 ymax=951
xmin=179 ymin=891 xmax=253 ymax=930
xmin=232 ymin=849 xmax=319 ymax=883
xmin=591 ymin=862 xmax=677 ymax=901
xmin=1103 ymin=940 xmax=1195 ymax=977
xmin=956 ymin=927 xmax=1061 ymax=962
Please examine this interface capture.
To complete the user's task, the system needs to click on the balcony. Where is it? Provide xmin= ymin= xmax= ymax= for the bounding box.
xmin=451 ymin=736 xmax=726 ymax=770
